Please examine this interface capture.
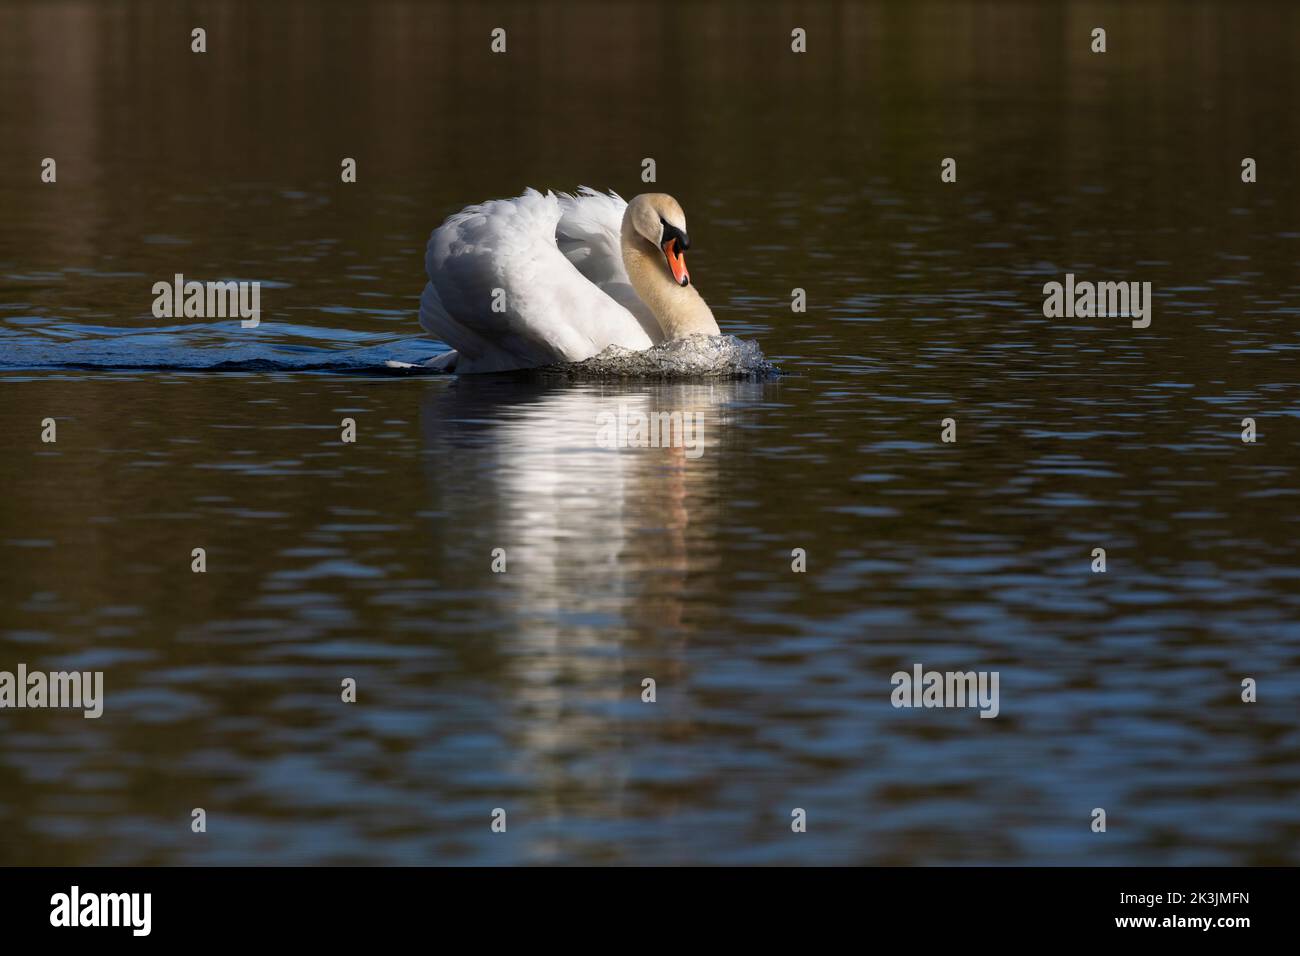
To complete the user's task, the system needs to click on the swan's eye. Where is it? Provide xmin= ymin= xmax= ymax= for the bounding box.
xmin=658 ymin=218 xmax=690 ymax=252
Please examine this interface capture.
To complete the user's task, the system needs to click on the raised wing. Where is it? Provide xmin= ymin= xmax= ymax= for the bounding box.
xmin=419 ymin=189 xmax=655 ymax=373
xmin=555 ymin=187 xmax=662 ymax=342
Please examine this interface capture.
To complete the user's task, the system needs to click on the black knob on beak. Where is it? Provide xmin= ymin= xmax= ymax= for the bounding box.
xmin=660 ymin=218 xmax=689 ymax=251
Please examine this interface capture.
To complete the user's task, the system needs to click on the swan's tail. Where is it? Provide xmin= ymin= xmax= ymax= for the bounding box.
xmin=383 ymin=350 xmax=457 ymax=371
xmin=425 ymin=350 xmax=458 ymax=371
xmin=416 ymin=278 xmax=461 ymax=371
xmin=418 ymin=279 xmax=448 ymax=339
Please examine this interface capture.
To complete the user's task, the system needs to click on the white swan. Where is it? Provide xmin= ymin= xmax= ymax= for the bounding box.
xmin=417 ymin=188 xmax=720 ymax=373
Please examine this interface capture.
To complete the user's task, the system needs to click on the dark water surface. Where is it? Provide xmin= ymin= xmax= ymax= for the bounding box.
xmin=1 ymin=1 xmax=1298 ymax=864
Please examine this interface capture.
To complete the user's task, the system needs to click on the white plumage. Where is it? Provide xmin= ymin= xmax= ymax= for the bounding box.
xmin=419 ymin=188 xmax=663 ymax=374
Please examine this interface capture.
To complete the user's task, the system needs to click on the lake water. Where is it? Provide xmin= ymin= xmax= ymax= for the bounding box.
xmin=1 ymin=0 xmax=1298 ymax=865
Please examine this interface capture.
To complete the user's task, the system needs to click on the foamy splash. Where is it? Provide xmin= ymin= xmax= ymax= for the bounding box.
xmin=548 ymin=334 xmax=777 ymax=380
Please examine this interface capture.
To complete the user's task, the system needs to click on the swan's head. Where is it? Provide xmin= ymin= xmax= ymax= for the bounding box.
xmin=626 ymin=193 xmax=692 ymax=287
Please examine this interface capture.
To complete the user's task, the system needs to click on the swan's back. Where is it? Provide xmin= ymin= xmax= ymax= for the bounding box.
xmin=419 ymin=188 xmax=657 ymax=373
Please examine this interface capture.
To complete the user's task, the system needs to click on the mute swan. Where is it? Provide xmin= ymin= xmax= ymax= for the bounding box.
xmin=418 ymin=188 xmax=720 ymax=373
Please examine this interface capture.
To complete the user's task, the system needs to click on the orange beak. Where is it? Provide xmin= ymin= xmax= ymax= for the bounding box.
xmin=663 ymin=239 xmax=690 ymax=287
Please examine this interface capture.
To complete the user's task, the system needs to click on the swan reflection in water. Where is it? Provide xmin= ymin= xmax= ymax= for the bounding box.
xmin=419 ymin=377 xmax=763 ymax=859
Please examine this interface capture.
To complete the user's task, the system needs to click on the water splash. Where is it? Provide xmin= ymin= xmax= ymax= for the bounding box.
xmin=545 ymin=334 xmax=777 ymax=380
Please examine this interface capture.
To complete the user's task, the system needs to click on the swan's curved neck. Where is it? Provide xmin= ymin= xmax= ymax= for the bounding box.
xmin=621 ymin=227 xmax=720 ymax=341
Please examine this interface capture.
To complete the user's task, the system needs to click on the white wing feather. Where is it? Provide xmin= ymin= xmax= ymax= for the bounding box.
xmin=419 ymin=188 xmax=656 ymax=373
xmin=556 ymin=187 xmax=661 ymax=342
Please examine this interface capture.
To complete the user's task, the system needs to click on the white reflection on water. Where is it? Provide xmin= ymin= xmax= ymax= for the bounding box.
xmin=420 ymin=378 xmax=760 ymax=858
